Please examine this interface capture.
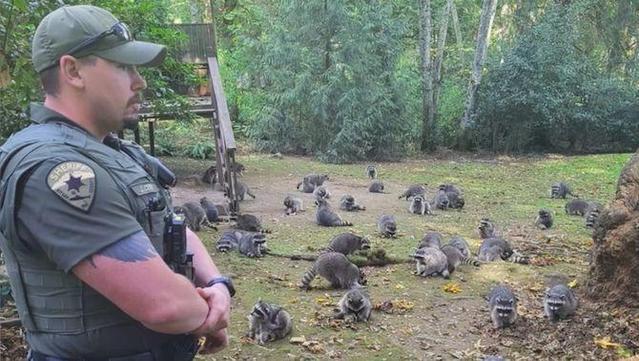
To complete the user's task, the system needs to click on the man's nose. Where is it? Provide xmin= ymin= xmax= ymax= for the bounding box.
xmin=131 ymin=68 xmax=147 ymax=91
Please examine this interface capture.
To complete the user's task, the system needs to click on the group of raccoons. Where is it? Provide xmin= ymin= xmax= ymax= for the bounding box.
xmin=178 ymin=163 xmax=590 ymax=355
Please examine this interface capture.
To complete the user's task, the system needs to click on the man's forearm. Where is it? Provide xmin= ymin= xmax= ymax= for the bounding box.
xmin=186 ymin=228 xmax=222 ymax=286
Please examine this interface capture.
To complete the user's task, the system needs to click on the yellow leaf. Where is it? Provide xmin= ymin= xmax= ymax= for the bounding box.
xmin=443 ymin=282 xmax=462 ymax=294
xmin=395 ymin=283 xmax=406 ymax=290
xmin=594 ymin=336 xmax=622 ymax=349
xmin=315 ymin=294 xmax=334 ymax=307
xmin=568 ymin=280 xmax=578 ymax=288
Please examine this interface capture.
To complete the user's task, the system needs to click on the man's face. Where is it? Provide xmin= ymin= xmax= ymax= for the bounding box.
xmin=81 ymin=57 xmax=146 ymax=133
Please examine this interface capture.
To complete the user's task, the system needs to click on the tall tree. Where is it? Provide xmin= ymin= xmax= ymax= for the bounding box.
xmin=419 ymin=0 xmax=434 ymax=151
xmin=459 ymin=0 xmax=498 ymax=129
xmin=450 ymin=1 xmax=464 ymax=63
xmin=432 ymin=0 xmax=452 ymax=129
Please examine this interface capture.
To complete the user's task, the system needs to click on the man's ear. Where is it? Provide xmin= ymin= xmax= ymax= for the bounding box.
xmin=58 ymin=55 xmax=85 ymax=90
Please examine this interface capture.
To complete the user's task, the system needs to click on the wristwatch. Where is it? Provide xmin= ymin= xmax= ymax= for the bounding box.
xmin=206 ymin=276 xmax=236 ymax=297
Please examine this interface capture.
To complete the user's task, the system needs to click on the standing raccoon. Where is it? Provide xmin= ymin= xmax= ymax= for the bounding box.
xmin=565 ymin=199 xmax=591 ymax=216
xmin=440 ymin=244 xmax=480 ymax=274
xmin=448 ymin=236 xmax=471 ymax=258
xmin=398 ymin=184 xmax=427 ymax=200
xmin=488 ymin=285 xmax=518 ymax=329
xmin=478 ymin=218 xmax=498 ymax=239
xmin=234 ymin=181 xmax=256 ymax=200
xmin=199 ymin=197 xmax=222 ymax=222
xmin=377 ymin=214 xmax=397 ymax=238
xmin=297 ymin=176 xmax=316 ymax=193
xmin=535 ymin=209 xmax=553 ymax=229
xmin=334 ymin=287 xmax=372 ymax=322
xmin=315 ymin=198 xmax=353 ymax=227
xmin=325 ymin=233 xmax=371 ymax=255
xmin=369 ymin=180 xmax=385 ymax=193
xmin=550 ymin=181 xmax=577 ymax=199
xmin=247 ymin=300 xmax=293 ymax=344
xmin=418 ymin=232 xmax=443 ymax=249
xmin=313 ymin=186 xmax=331 ymax=201
xmin=366 ymin=165 xmax=378 ymax=179
xmin=174 ymin=202 xmax=214 ymax=232
xmin=339 ymin=194 xmax=366 ymax=211
xmin=297 ymin=173 xmax=329 ymax=191
xmin=299 ymin=252 xmax=364 ymax=290
xmin=283 ymin=195 xmax=304 ymax=215
xmin=409 ymin=195 xmax=432 ymax=215
xmin=238 ymin=232 xmax=268 ymax=258
xmin=544 ymin=284 xmax=578 ymax=321
xmin=411 ymin=247 xmax=450 ymax=278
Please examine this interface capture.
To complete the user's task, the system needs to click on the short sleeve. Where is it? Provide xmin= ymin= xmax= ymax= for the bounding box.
xmin=17 ymin=156 xmax=144 ymax=273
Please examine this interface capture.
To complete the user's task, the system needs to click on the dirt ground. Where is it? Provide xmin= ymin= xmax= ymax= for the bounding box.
xmin=2 ymin=153 xmax=638 ymax=360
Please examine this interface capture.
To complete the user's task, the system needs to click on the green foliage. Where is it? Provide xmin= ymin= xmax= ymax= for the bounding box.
xmin=475 ymin=2 xmax=639 ymax=153
xmin=241 ymin=0 xmax=411 ymax=163
xmin=0 ymin=0 xmax=198 ymax=141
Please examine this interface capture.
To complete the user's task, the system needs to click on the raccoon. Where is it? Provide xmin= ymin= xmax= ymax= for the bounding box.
xmin=235 ymin=214 xmax=264 ymax=232
xmin=506 ymin=249 xmax=530 ymax=265
xmin=284 ymin=195 xmax=304 ymax=215
xmin=377 ymin=214 xmax=397 ymax=238
xmin=325 ymin=233 xmax=371 ymax=255
xmin=432 ymin=190 xmax=450 ymax=210
xmin=446 ymin=191 xmax=465 ymax=210
xmin=299 ymin=252 xmax=364 ymax=290
xmin=334 ymin=287 xmax=372 ymax=322
xmin=174 ymin=202 xmax=214 ymax=232
xmin=238 ymin=232 xmax=268 ymax=258
xmin=201 ymin=165 xmax=217 ymax=184
xmin=230 ymin=161 xmax=246 ymax=175
xmin=366 ymin=165 xmax=378 ymax=179
xmin=440 ymin=244 xmax=480 ymax=274
xmin=235 ymin=181 xmax=256 ymax=201
xmin=216 ymin=229 xmax=244 ymax=252
xmin=478 ymin=237 xmax=513 ymax=262
xmin=247 ymin=300 xmax=293 ymax=345
xmin=199 ymin=196 xmax=221 ymax=222
xmin=315 ymin=198 xmax=353 ymax=227
xmin=448 ymin=236 xmax=471 ymax=258
xmin=411 ymin=247 xmax=450 ymax=278
xmin=551 ymin=182 xmax=576 ymax=199
xmin=488 ymin=285 xmax=518 ymax=329
xmin=369 ymin=180 xmax=385 ymax=193
xmin=439 ymin=183 xmax=462 ymax=196
xmin=544 ymin=284 xmax=578 ymax=321
xmin=565 ymin=199 xmax=590 ymax=216
xmin=398 ymin=184 xmax=427 ymax=200
xmin=418 ymin=232 xmax=443 ymax=249
xmin=409 ymin=195 xmax=432 ymax=215
xmin=313 ymin=186 xmax=331 ymax=201
xmin=478 ymin=218 xmax=497 ymax=239
xmin=339 ymin=194 xmax=366 ymax=211
xmin=297 ymin=176 xmax=316 ymax=193
xmin=535 ymin=209 xmax=553 ymax=230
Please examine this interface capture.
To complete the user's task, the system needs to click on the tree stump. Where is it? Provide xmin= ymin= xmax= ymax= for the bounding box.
xmin=588 ymin=152 xmax=639 ymax=306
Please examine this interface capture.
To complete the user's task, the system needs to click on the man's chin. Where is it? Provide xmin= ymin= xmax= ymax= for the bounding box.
xmin=122 ymin=117 xmax=140 ymax=130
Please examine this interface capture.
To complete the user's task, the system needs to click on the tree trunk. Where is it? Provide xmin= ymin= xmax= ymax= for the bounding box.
xmin=419 ymin=0 xmax=434 ymax=151
xmin=432 ymin=0 xmax=452 ymax=129
xmin=450 ymin=1 xmax=464 ymax=63
xmin=459 ymin=0 xmax=498 ymax=130
xmin=587 ymin=152 xmax=639 ymax=307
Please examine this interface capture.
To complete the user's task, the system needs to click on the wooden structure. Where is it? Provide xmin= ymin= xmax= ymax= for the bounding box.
xmin=119 ymin=23 xmax=240 ymax=214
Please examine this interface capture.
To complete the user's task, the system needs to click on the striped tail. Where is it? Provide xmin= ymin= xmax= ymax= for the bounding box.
xmin=507 ymin=250 xmax=530 ymax=264
xmin=585 ymin=209 xmax=599 ymax=228
xmin=299 ymin=266 xmax=317 ymax=290
xmin=461 ymin=256 xmax=481 ymax=267
xmin=333 ymin=219 xmax=353 ymax=227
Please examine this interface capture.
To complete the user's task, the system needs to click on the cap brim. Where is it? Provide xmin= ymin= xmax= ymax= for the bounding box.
xmin=94 ymin=40 xmax=167 ymax=67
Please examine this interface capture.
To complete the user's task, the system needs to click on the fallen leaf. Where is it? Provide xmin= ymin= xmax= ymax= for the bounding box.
xmin=290 ymin=336 xmax=306 ymax=344
xmin=443 ymin=282 xmax=462 ymax=294
xmin=315 ymin=294 xmax=334 ymax=307
xmin=395 ymin=283 xmax=406 ymax=290
xmin=568 ymin=279 xmax=578 ymax=288
xmin=594 ymin=336 xmax=622 ymax=349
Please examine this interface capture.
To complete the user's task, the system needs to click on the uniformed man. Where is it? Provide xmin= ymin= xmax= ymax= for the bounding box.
xmin=0 ymin=5 xmax=233 ymax=360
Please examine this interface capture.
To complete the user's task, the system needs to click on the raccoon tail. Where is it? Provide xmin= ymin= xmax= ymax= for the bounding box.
xmin=507 ymin=250 xmax=530 ymax=265
xmin=299 ymin=266 xmax=317 ymax=290
xmin=296 ymin=181 xmax=302 ymax=190
xmin=336 ymin=220 xmax=353 ymax=227
xmin=461 ymin=256 xmax=481 ymax=267
xmin=247 ymin=189 xmax=256 ymax=199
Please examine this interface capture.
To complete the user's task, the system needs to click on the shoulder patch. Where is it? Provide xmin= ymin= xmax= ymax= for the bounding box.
xmin=47 ymin=161 xmax=96 ymax=212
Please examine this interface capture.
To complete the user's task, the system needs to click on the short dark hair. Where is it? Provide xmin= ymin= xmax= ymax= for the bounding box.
xmin=39 ymin=56 xmax=98 ymax=96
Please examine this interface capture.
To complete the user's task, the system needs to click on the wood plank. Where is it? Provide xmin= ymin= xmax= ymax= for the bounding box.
xmin=207 ymin=57 xmax=236 ymax=149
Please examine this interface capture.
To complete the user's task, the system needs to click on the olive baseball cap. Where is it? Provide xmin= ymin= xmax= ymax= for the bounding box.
xmin=32 ymin=5 xmax=166 ymax=73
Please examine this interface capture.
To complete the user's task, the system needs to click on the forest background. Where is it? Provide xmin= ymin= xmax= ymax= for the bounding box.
xmin=1 ymin=0 xmax=638 ymax=163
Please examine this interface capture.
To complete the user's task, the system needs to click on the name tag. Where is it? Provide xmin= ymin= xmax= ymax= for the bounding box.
xmin=131 ymin=182 xmax=158 ymax=196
